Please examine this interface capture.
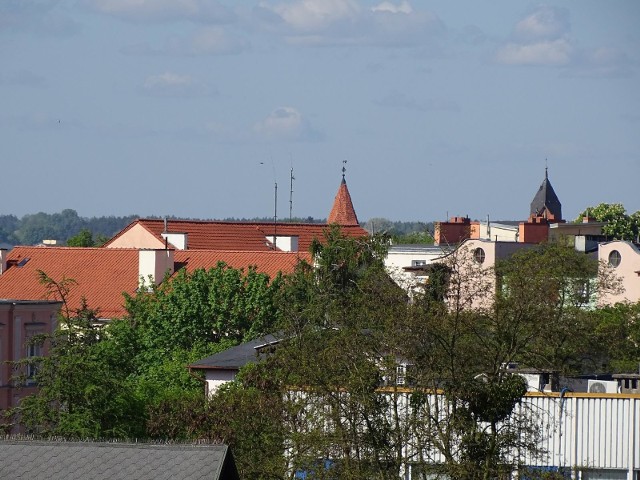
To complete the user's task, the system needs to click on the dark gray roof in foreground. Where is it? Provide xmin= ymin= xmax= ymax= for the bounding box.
xmin=190 ymin=334 xmax=279 ymax=370
xmin=0 ymin=440 xmax=239 ymax=480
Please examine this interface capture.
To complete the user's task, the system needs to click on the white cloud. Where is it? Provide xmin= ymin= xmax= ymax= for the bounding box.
xmin=563 ymin=46 xmax=635 ymax=78
xmin=83 ymin=0 xmax=235 ymax=24
xmin=494 ymin=5 xmax=574 ymax=67
xmin=144 ymin=72 xmax=191 ymax=88
xmin=495 ymin=38 xmax=573 ymax=66
xmin=255 ymin=0 xmax=443 ymax=47
xmin=253 ymin=107 xmax=322 ymax=142
xmin=372 ymin=1 xmax=412 ymax=14
xmin=266 ymin=0 xmax=361 ymax=32
xmin=512 ymin=5 xmax=569 ymax=42
xmin=0 ymin=0 xmax=80 ymax=37
xmin=494 ymin=5 xmax=636 ymax=75
xmin=141 ymin=72 xmax=216 ymax=97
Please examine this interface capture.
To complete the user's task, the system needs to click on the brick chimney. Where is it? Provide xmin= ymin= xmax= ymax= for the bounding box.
xmin=518 ymin=216 xmax=549 ymax=243
xmin=434 ymin=216 xmax=472 ymax=245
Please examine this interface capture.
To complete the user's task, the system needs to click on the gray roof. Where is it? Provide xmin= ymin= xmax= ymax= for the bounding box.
xmin=190 ymin=334 xmax=280 ymax=370
xmin=530 ymin=168 xmax=562 ymax=220
xmin=0 ymin=440 xmax=239 ymax=480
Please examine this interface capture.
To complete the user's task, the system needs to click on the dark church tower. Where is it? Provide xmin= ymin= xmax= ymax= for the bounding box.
xmin=530 ymin=167 xmax=562 ymax=222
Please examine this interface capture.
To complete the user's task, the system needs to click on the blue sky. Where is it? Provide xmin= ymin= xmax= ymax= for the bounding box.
xmin=1 ymin=1 xmax=639 ymax=222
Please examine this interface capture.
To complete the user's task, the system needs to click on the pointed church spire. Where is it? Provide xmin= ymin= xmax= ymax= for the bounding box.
xmin=530 ymin=165 xmax=562 ymax=221
xmin=328 ymin=161 xmax=359 ymax=226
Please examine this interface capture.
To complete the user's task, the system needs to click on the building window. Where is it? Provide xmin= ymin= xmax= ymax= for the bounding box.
xmin=608 ymin=250 xmax=621 ymax=268
xmin=396 ymin=365 xmax=406 ymax=386
xmin=411 ymin=260 xmax=427 ymax=267
xmin=26 ymin=341 xmax=42 ymax=384
xmin=473 ymin=247 xmax=486 ymax=264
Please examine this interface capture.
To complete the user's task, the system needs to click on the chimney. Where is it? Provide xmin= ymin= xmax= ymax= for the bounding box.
xmin=266 ymin=235 xmax=298 ymax=252
xmin=161 ymin=232 xmax=188 ymax=250
xmin=139 ymin=249 xmax=175 ymax=289
xmin=0 ymin=249 xmax=7 ymax=275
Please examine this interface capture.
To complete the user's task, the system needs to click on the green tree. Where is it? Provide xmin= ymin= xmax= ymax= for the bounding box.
xmin=125 ymin=263 xmax=282 ymax=353
xmin=66 ymin=228 xmax=96 ymax=247
xmin=392 ymin=244 xmax=542 ymax=479
xmin=593 ymin=301 xmax=640 ymax=373
xmin=576 ymin=203 xmax=640 ymax=241
xmin=493 ymin=242 xmax=620 ymax=375
xmin=11 ymin=261 xmax=284 ymax=439
xmin=0 ymin=214 xmax=19 ymax=245
xmin=122 ymin=263 xmax=284 ymax=431
xmin=10 ymin=272 xmax=145 ymax=438
xmin=416 ymin=242 xmax=618 ymax=478
xmin=186 ymin=231 xmax=545 ymax=479
xmin=268 ymin=228 xmax=411 ymax=479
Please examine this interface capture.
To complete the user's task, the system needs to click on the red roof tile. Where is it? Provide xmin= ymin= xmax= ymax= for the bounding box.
xmin=105 ymin=219 xmax=367 ymax=252
xmin=174 ymin=250 xmax=311 ymax=279
xmin=328 ymin=179 xmax=359 ymax=226
xmin=0 ymin=247 xmax=312 ymax=319
xmin=0 ymin=247 xmax=140 ymax=319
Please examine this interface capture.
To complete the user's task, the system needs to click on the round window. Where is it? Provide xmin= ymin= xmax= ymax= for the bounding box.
xmin=608 ymin=250 xmax=621 ymax=268
xmin=473 ymin=247 xmax=486 ymax=264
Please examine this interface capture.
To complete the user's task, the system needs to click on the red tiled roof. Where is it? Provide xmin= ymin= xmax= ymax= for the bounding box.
xmin=174 ymin=250 xmax=311 ymax=279
xmin=0 ymin=247 xmax=140 ymax=319
xmin=328 ymin=179 xmax=359 ymax=226
xmin=106 ymin=219 xmax=367 ymax=252
xmin=0 ymin=247 xmax=312 ymax=319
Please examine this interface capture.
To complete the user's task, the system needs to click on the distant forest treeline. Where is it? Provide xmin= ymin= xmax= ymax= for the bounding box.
xmin=0 ymin=210 xmax=139 ymax=247
xmin=0 ymin=210 xmax=435 ymax=247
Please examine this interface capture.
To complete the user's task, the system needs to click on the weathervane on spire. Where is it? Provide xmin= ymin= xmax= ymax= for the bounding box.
xmin=342 ymin=159 xmax=347 ymax=182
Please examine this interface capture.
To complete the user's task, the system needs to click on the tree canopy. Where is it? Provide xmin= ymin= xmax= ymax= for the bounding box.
xmin=576 ymin=202 xmax=640 ymax=241
xmin=5 ymin=228 xmax=639 ymax=480
xmin=6 ymin=262 xmax=283 ymax=439
xmin=0 ymin=210 xmax=137 ymax=246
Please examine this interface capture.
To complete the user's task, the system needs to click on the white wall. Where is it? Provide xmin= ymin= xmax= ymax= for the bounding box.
xmin=476 ymin=222 xmax=519 ymax=242
xmin=204 ymin=369 xmax=237 ymax=396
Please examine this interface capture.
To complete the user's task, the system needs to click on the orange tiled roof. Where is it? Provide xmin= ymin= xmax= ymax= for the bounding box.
xmin=106 ymin=219 xmax=367 ymax=252
xmin=0 ymin=247 xmax=311 ymax=319
xmin=174 ymin=250 xmax=312 ymax=279
xmin=328 ymin=179 xmax=359 ymax=226
xmin=0 ymin=247 xmax=140 ymax=319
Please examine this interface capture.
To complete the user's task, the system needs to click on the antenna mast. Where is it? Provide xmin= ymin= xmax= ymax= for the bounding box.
xmin=289 ymin=167 xmax=295 ymax=222
xmin=273 ymin=182 xmax=278 ymax=250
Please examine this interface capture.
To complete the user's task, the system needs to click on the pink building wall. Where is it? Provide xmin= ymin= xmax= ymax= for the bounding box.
xmin=598 ymin=241 xmax=640 ymax=305
xmin=0 ymin=301 xmax=60 ymax=417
